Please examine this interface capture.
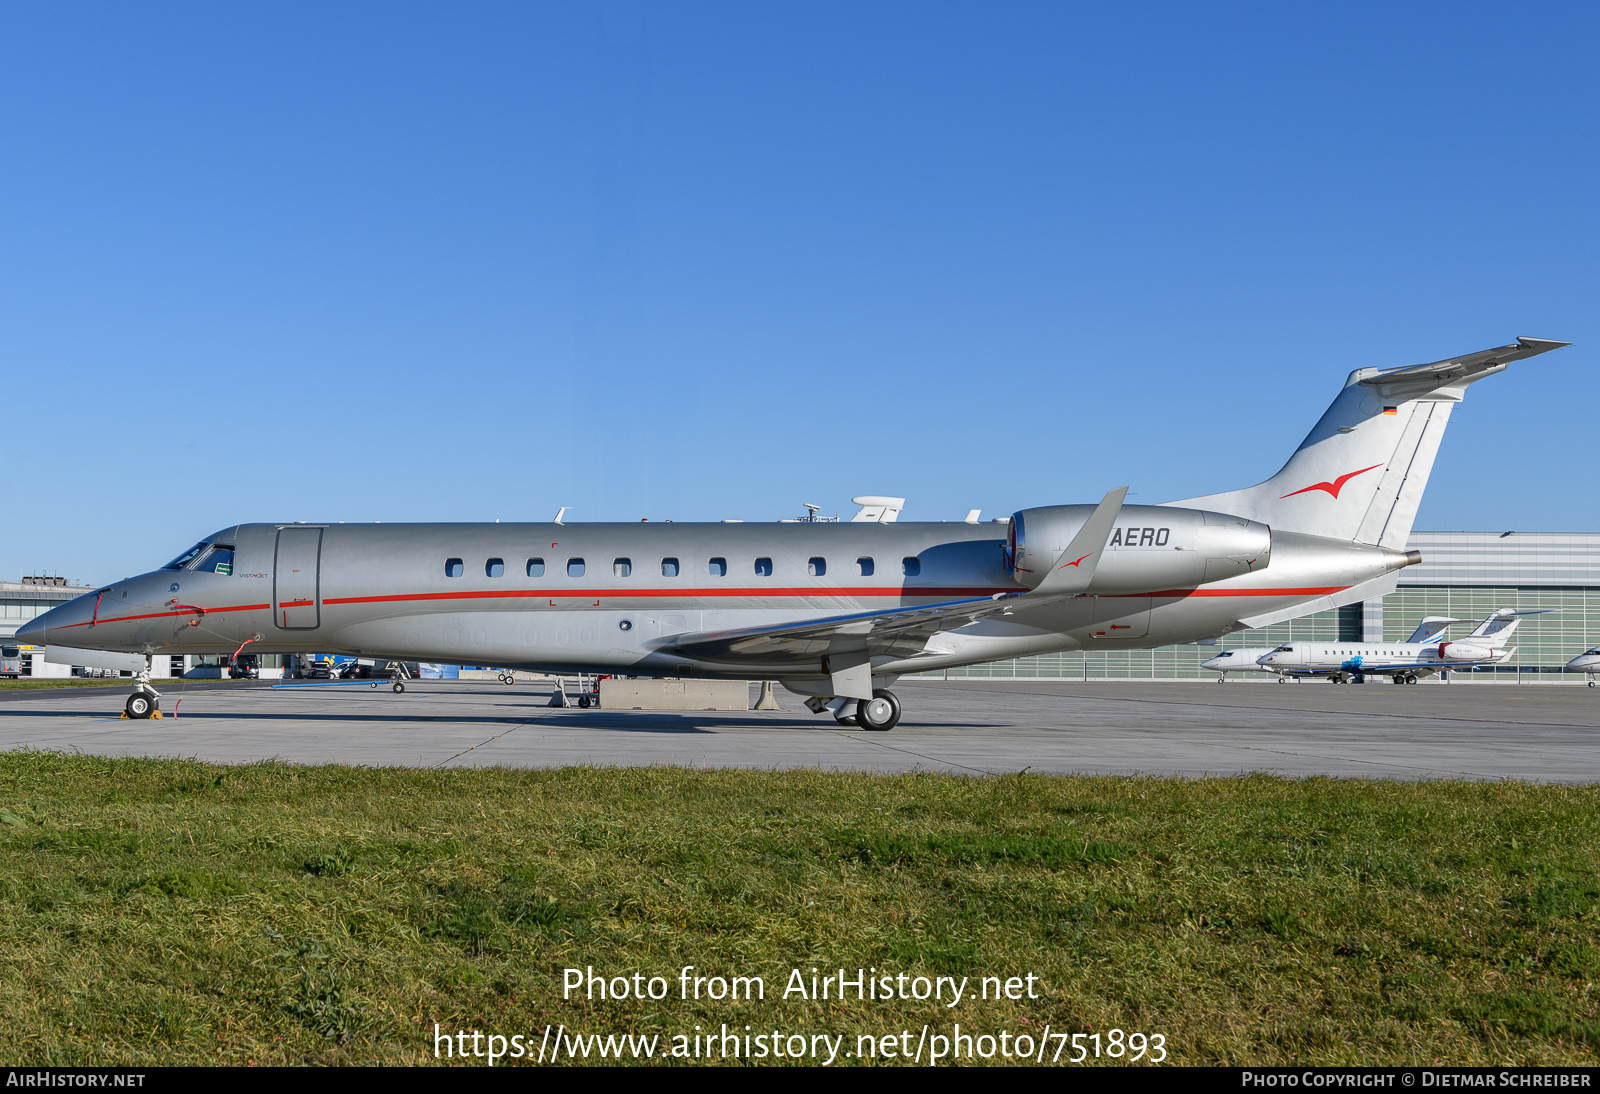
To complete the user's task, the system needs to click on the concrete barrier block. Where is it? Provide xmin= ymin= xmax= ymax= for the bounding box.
xmin=599 ymin=678 xmax=749 ymax=710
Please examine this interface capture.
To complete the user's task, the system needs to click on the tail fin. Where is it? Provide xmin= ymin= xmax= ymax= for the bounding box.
xmin=1466 ymin=608 xmax=1555 ymax=648
xmin=1406 ymin=616 xmax=1461 ymax=644
xmin=1164 ymin=337 xmax=1569 ymax=547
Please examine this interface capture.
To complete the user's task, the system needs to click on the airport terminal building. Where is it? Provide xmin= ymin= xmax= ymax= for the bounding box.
xmin=930 ymin=531 xmax=1600 ymax=683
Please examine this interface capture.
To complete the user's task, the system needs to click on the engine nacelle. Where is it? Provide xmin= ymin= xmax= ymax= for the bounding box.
xmin=1008 ymin=503 xmax=1271 ymax=593
xmin=1437 ymin=642 xmax=1493 ymax=662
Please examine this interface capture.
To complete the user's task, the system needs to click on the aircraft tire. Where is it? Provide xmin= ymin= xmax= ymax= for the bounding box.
xmin=857 ymin=689 xmax=901 ymax=732
xmin=392 ymin=682 xmax=405 ymax=694
xmin=1406 ymin=674 xmax=1418 ymax=684
xmin=125 ymin=693 xmax=154 ymax=719
xmin=577 ymin=695 xmax=591 ymax=708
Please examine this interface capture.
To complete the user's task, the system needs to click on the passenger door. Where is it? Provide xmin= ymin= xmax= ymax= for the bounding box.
xmin=274 ymin=527 xmax=323 ymax=630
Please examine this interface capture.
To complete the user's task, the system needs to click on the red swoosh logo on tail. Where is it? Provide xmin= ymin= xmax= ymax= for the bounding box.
xmin=1280 ymin=463 xmax=1384 ymax=500
xmin=1058 ymin=553 xmax=1093 ymax=569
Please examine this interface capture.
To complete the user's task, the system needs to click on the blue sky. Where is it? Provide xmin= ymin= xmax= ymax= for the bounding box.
xmin=2 ymin=2 xmax=1595 ymax=584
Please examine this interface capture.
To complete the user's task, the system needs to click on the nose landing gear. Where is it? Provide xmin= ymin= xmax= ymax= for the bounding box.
xmin=122 ymin=661 xmax=162 ymax=719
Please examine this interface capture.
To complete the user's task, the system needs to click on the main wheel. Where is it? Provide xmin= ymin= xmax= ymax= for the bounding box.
xmin=1406 ymin=674 xmax=1418 ymax=684
xmin=392 ymin=681 xmax=405 ymax=694
xmin=857 ymin=689 xmax=901 ymax=732
xmin=125 ymin=693 xmax=155 ymax=719
xmin=577 ymin=694 xmax=591 ymax=708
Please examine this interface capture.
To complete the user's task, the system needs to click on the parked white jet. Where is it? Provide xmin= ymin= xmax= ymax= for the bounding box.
xmin=1200 ymin=648 xmax=1281 ymax=680
xmin=1256 ymin=609 xmax=1547 ymax=683
xmin=1566 ymin=647 xmax=1600 ymax=686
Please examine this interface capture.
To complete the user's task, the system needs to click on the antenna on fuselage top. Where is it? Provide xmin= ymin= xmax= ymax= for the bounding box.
xmin=553 ymin=507 xmax=570 ymax=525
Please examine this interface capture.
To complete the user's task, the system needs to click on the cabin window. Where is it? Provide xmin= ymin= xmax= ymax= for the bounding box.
xmin=661 ymin=557 xmax=680 ymax=577
xmin=486 ymin=558 xmax=505 ymax=578
xmin=567 ymin=558 xmax=586 ymax=577
xmin=526 ymin=558 xmax=545 ymax=577
xmin=857 ymin=557 xmax=874 ymax=577
xmin=613 ymin=558 xmax=632 ymax=577
xmin=445 ymin=558 xmax=464 ymax=578
xmin=195 ymin=546 xmax=235 ymax=576
xmin=708 ymin=557 xmax=727 ymax=577
xmin=808 ymin=557 xmax=826 ymax=577
xmin=902 ymin=556 xmax=921 ymax=577
xmin=754 ymin=557 xmax=774 ymax=577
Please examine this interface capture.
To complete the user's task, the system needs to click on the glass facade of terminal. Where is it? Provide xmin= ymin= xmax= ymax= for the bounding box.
xmin=921 ymin=532 xmax=1600 ymax=682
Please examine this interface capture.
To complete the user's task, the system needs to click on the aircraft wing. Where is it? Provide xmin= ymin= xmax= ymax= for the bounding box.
xmin=663 ymin=592 xmax=1036 ymax=665
xmin=663 ymin=486 xmax=1131 ymax=674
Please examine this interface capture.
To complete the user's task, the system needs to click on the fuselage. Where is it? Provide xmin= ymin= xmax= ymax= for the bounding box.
xmin=19 ymin=519 xmax=1416 ymax=680
xmin=1258 ymin=639 xmax=1509 ymax=678
xmin=1201 ymin=648 xmax=1280 ymax=675
xmin=1567 ymin=649 xmax=1600 ymax=675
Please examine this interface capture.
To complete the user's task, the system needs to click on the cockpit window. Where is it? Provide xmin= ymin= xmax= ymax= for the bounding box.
xmin=1271 ymin=645 xmax=1294 ymax=653
xmin=193 ymin=546 xmax=235 ymax=576
xmin=1214 ymin=652 xmax=1234 ymax=658
xmin=162 ymin=542 xmax=210 ymax=570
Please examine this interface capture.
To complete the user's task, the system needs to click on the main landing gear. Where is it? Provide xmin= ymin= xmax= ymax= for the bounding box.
xmin=1390 ymin=673 xmax=1420 ymax=685
xmin=812 ymin=689 xmax=902 ymax=731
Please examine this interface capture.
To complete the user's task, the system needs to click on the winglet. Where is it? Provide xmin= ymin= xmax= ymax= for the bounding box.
xmin=1034 ymin=487 xmax=1128 ymax=595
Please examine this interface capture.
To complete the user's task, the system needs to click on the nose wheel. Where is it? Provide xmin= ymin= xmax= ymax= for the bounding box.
xmin=123 ymin=689 xmax=160 ymax=720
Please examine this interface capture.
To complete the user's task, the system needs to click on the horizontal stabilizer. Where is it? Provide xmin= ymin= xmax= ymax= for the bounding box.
xmin=1359 ymin=337 xmax=1570 ymax=401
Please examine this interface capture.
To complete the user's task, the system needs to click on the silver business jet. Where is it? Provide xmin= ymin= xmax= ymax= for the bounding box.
xmin=18 ymin=336 xmax=1569 ymax=729
xmin=1200 ymin=648 xmax=1282 ymax=681
xmin=1567 ymin=647 xmax=1600 ymax=686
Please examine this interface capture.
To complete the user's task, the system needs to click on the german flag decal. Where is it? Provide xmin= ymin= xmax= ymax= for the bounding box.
xmin=1382 ymin=406 xmax=1398 ymax=415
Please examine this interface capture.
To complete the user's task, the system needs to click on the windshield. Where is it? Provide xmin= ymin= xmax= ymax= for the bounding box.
xmin=1 ymin=647 xmax=18 ymax=658
xmin=193 ymin=546 xmax=234 ymax=576
xmin=1271 ymin=645 xmax=1294 ymax=653
xmin=162 ymin=542 xmax=210 ymax=571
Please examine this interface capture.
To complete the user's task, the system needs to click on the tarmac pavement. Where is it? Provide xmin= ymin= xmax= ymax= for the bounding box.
xmin=1 ymin=676 xmax=1597 ymax=781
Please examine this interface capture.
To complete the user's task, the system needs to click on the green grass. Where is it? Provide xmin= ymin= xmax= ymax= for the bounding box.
xmin=1 ymin=752 xmax=1597 ymax=1066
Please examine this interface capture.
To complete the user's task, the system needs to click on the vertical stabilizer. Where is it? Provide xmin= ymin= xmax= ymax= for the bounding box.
xmin=1163 ymin=337 xmax=1569 ymax=547
xmin=1466 ymin=608 xmax=1555 ymax=648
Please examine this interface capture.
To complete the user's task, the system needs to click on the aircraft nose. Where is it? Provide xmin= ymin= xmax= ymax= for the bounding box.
xmin=17 ymin=594 xmax=96 ymax=646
